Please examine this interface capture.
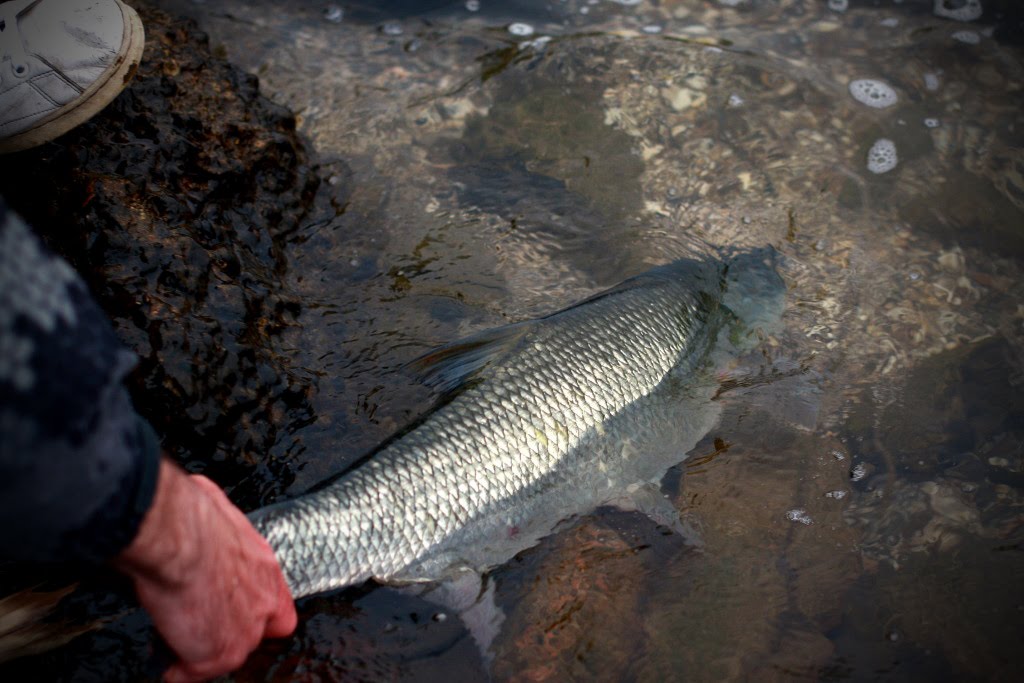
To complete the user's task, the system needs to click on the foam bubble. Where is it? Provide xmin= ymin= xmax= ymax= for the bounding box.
xmin=507 ymin=22 xmax=534 ymax=36
xmin=828 ymin=0 xmax=848 ymax=12
xmin=924 ymin=117 xmax=940 ymax=128
xmin=867 ymin=138 xmax=898 ymax=174
xmin=642 ymin=24 xmax=664 ymax=34
xmin=934 ymin=0 xmax=982 ymax=22
xmin=728 ymin=93 xmax=744 ymax=107
xmin=923 ymin=72 xmax=941 ymax=91
xmin=786 ymin=509 xmax=813 ymax=525
xmin=849 ymin=79 xmax=898 ymax=108
xmin=465 ymin=0 xmax=480 ymax=11
xmin=851 ymin=462 xmax=867 ymax=481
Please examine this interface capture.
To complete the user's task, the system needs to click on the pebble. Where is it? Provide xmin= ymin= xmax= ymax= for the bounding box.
xmin=952 ymin=30 xmax=981 ymax=44
xmin=323 ymin=5 xmax=344 ymax=23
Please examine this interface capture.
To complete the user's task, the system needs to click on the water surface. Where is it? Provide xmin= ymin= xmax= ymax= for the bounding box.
xmin=33 ymin=0 xmax=1024 ymax=679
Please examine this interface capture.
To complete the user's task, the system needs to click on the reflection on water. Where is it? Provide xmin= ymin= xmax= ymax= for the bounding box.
xmin=25 ymin=0 xmax=1024 ymax=678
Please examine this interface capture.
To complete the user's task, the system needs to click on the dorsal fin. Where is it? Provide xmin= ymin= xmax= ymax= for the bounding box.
xmin=406 ymin=263 xmax=707 ymax=395
xmin=406 ymin=320 xmax=532 ymax=395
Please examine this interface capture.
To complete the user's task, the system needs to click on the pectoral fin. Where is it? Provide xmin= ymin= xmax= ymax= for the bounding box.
xmin=608 ymin=482 xmax=703 ymax=547
xmin=404 ymin=568 xmax=505 ymax=666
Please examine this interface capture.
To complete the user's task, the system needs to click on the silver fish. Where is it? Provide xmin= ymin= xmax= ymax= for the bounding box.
xmin=249 ymin=251 xmax=782 ymax=599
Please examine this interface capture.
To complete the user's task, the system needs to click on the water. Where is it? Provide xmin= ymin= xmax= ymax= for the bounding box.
xmin=14 ymin=0 xmax=1024 ymax=679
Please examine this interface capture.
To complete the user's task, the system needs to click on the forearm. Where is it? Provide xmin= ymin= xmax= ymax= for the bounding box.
xmin=113 ymin=459 xmax=201 ymax=583
xmin=0 ymin=199 xmax=160 ymax=563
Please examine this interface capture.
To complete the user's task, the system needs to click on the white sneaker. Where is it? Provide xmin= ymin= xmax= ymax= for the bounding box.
xmin=0 ymin=0 xmax=144 ymax=154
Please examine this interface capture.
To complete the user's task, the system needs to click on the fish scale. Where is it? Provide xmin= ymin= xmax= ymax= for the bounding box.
xmin=248 ymin=256 xmax=759 ymax=599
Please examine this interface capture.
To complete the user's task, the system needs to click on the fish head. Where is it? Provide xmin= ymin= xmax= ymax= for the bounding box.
xmin=719 ymin=246 xmax=786 ymax=346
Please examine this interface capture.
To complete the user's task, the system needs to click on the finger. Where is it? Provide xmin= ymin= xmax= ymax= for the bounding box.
xmin=264 ymin=580 xmax=298 ymax=638
xmin=163 ymin=661 xmax=202 ymax=683
xmin=164 ymin=646 xmax=252 ymax=683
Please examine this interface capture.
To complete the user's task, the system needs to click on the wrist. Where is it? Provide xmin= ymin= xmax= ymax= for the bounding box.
xmin=113 ymin=459 xmax=203 ymax=586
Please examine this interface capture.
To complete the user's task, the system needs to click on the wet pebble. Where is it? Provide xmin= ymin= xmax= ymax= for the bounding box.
xmin=465 ymin=0 xmax=480 ymax=11
xmin=867 ymin=138 xmax=898 ymax=174
xmin=849 ymin=79 xmax=898 ymax=108
xmin=828 ymin=0 xmax=848 ymax=12
xmin=952 ymin=30 xmax=981 ymax=44
xmin=923 ymin=72 xmax=941 ymax=90
xmin=382 ymin=22 xmax=403 ymax=36
xmin=728 ymin=93 xmax=744 ymax=107
xmin=825 ymin=490 xmax=849 ymax=499
xmin=642 ymin=24 xmax=664 ymax=34
xmin=608 ymin=0 xmax=643 ymax=5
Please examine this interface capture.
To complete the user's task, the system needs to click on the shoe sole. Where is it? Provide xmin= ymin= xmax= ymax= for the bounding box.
xmin=0 ymin=0 xmax=146 ymax=154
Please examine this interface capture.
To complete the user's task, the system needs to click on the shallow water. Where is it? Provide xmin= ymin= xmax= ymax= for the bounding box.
xmin=24 ymin=0 xmax=1024 ymax=679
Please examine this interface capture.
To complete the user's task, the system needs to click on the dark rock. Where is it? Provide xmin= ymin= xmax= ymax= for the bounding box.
xmin=0 ymin=1 xmax=320 ymax=505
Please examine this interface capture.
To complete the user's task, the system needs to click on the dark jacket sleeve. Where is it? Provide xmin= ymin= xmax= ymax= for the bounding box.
xmin=0 ymin=199 xmax=160 ymax=564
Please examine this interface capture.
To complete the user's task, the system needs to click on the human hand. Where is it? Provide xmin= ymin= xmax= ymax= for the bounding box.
xmin=114 ymin=459 xmax=297 ymax=682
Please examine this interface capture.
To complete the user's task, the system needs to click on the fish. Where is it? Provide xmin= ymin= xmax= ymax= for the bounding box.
xmin=248 ymin=249 xmax=784 ymax=602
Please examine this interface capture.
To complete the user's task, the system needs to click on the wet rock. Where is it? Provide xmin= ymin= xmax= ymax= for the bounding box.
xmin=899 ymin=173 xmax=1024 ymax=258
xmin=875 ymin=337 xmax=1021 ymax=474
xmin=234 ymin=587 xmax=487 ymax=682
xmin=455 ymin=72 xmax=644 ymax=223
xmin=839 ymin=535 xmax=1024 ymax=680
xmin=0 ymin=2 xmax=320 ymax=503
xmin=491 ymin=512 xmax=667 ymax=680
